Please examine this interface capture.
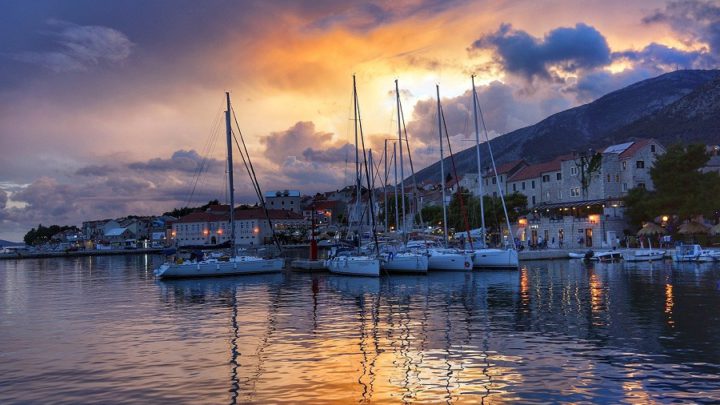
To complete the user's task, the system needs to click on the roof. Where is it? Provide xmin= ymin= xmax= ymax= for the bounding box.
xmin=176 ymin=207 xmax=305 ymax=223
xmin=619 ymin=139 xmax=654 ymax=159
xmin=265 ymin=190 xmax=301 ymax=198
xmin=508 ymin=159 xmax=562 ymax=182
xmin=105 ymin=227 xmax=128 ymax=236
xmin=485 ymin=159 xmax=527 ymax=177
xmin=174 ymin=212 xmax=225 ymax=224
xmin=304 ymin=200 xmax=341 ymax=210
xmin=602 ymin=138 xmax=655 ymax=159
xmin=603 ymin=141 xmax=634 ymax=154
xmin=533 ymin=198 xmax=620 ymax=210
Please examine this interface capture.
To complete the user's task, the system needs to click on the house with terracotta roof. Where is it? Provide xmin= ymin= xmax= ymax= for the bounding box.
xmin=480 ymin=159 xmax=528 ymax=198
xmin=171 ymin=205 xmax=306 ymax=247
xmin=512 ymin=139 xmax=666 ymax=250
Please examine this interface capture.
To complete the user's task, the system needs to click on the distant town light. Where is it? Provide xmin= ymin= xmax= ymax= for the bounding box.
xmin=662 ymin=215 xmax=669 ymax=222
xmin=217 ymin=229 xmax=223 ymax=234
xmin=588 ymin=214 xmax=600 ymax=224
xmin=203 ymin=229 xmax=209 ymax=235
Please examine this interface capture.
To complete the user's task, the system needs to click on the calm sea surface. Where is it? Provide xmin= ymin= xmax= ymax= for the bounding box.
xmin=2 ymin=255 xmax=720 ymax=404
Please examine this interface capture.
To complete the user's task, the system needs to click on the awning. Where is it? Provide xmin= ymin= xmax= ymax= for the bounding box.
xmin=533 ymin=198 xmax=620 ymax=211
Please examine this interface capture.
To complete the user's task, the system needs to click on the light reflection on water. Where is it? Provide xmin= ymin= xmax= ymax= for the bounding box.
xmin=1 ymin=256 xmax=720 ymax=403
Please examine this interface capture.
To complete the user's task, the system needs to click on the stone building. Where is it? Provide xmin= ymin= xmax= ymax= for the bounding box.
xmin=171 ymin=205 xmax=306 ymax=247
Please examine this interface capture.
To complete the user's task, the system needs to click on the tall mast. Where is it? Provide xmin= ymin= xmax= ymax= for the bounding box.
xmin=437 ymin=85 xmax=448 ymax=247
xmin=225 ymin=92 xmax=235 ymax=251
xmin=384 ymin=140 xmax=389 ymax=232
xmin=472 ymin=75 xmax=486 ymax=247
xmin=353 ymin=75 xmax=360 ymax=244
xmin=393 ymin=142 xmax=399 ymax=232
xmin=395 ymin=80 xmax=407 ymax=235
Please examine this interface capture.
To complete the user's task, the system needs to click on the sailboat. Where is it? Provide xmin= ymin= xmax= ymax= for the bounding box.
xmin=379 ymin=80 xmax=429 ymax=274
xmin=426 ymin=85 xmax=474 ymax=272
xmin=326 ymin=76 xmax=380 ymax=277
xmin=154 ymin=93 xmax=284 ymax=279
xmin=467 ymin=76 xmax=519 ymax=270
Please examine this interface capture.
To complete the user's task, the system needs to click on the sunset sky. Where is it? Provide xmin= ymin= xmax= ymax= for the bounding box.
xmin=1 ymin=0 xmax=718 ymax=241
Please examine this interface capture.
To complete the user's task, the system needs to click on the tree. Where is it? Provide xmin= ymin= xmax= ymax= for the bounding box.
xmin=23 ymin=224 xmax=79 ymax=246
xmin=163 ymin=199 xmax=220 ymax=218
xmin=623 ymin=143 xmax=720 ymax=222
xmin=650 ymin=144 xmax=720 ymax=219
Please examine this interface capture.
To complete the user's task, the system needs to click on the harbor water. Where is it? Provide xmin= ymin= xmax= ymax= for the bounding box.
xmin=2 ymin=255 xmax=720 ymax=403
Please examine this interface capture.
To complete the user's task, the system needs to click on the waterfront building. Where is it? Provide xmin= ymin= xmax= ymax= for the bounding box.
xmin=171 ymin=205 xmax=306 ymax=247
xmin=265 ymin=190 xmax=302 ymax=214
xmin=507 ymin=139 xmax=666 ymax=249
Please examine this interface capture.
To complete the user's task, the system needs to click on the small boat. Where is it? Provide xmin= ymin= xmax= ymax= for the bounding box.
xmin=591 ymin=250 xmax=623 ymax=262
xmin=623 ymin=249 xmax=666 ymax=262
xmin=572 ymin=249 xmax=622 ymax=262
xmin=568 ymin=251 xmax=589 ymax=259
xmin=697 ymin=249 xmax=720 ymax=262
xmin=673 ymin=244 xmax=702 ymax=262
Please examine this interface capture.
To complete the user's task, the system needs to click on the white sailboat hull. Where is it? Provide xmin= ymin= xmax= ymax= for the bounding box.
xmin=428 ymin=249 xmax=473 ymax=271
xmin=326 ymin=256 xmax=380 ymax=277
xmin=155 ymin=256 xmax=284 ymax=279
xmin=471 ymin=248 xmax=519 ymax=269
xmin=381 ymin=253 xmax=429 ymax=273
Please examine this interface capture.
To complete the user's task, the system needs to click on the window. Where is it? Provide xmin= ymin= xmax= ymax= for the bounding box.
xmin=545 ymin=191 xmax=550 ymax=200
xmin=558 ymin=190 xmax=563 ymax=200
xmin=492 ymin=177 xmax=496 ymax=184
xmin=522 ymin=182 xmax=526 ymax=190
xmin=622 ymin=161 xmax=627 ymax=170
xmin=651 ymin=144 xmax=656 ymax=153
xmin=556 ymin=173 xmax=562 ymax=181
xmin=636 ymin=160 xmax=645 ymax=168
xmin=532 ymin=196 xmax=536 ymax=205
xmin=543 ymin=175 xmax=550 ymax=182
xmin=607 ymin=174 xmax=611 ymax=182
xmin=615 ymin=174 xmax=619 ymax=182
xmin=571 ymin=167 xmax=578 ymax=176
xmin=570 ymin=188 xmax=580 ymax=197
xmin=622 ymin=183 xmax=628 ymax=191
xmin=513 ymin=184 xmax=516 ymax=191
xmin=637 ymin=182 xmax=646 ymax=189
xmin=532 ymin=180 xmax=536 ymax=189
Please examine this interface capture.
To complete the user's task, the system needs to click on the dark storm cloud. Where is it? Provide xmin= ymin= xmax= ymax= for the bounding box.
xmin=615 ymin=43 xmax=708 ymax=70
xmin=472 ymin=23 xmax=611 ymax=81
xmin=309 ymin=0 xmax=467 ymax=31
xmin=128 ymin=150 xmax=222 ymax=173
xmin=11 ymin=19 xmax=133 ymax=72
xmin=406 ymin=81 xmax=559 ymax=147
xmin=643 ymin=0 xmax=720 ymax=60
xmin=302 ymin=143 xmax=355 ymax=163
xmin=567 ymin=68 xmax=656 ymax=102
xmin=75 ymin=164 xmax=113 ymax=176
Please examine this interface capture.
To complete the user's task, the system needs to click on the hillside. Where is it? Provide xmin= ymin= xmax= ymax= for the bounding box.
xmin=413 ymin=69 xmax=720 ymax=183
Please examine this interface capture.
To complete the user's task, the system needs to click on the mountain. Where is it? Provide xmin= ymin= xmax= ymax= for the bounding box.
xmin=0 ymin=239 xmax=24 ymax=246
xmin=604 ymin=74 xmax=720 ymax=145
xmin=413 ymin=69 xmax=720 ymax=183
